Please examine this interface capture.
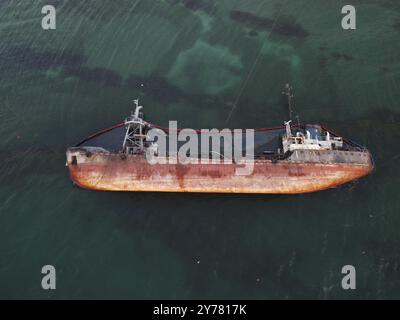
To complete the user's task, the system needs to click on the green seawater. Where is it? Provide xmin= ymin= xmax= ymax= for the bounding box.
xmin=0 ymin=0 xmax=399 ymax=299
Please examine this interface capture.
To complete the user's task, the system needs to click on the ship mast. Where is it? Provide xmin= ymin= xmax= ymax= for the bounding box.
xmin=122 ymin=99 xmax=147 ymax=154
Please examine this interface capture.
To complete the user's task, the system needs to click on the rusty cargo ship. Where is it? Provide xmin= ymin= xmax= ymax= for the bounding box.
xmin=66 ymin=90 xmax=373 ymax=194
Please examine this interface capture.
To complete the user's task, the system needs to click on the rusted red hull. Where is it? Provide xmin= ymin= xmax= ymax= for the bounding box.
xmin=66 ymin=152 xmax=373 ymax=194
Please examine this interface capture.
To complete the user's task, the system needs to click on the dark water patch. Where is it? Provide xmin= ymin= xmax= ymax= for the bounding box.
xmin=125 ymin=74 xmax=184 ymax=101
xmin=317 ymin=55 xmax=329 ymax=67
xmin=44 ymin=0 xmax=65 ymax=6
xmin=166 ymin=0 xmax=216 ymax=14
xmin=351 ymin=0 xmax=400 ymax=12
xmin=1 ymin=46 xmax=86 ymax=71
xmin=0 ymin=146 xmax=65 ymax=181
xmin=0 ymin=145 xmax=62 ymax=157
xmin=272 ymin=15 xmax=309 ymax=39
xmin=63 ymin=66 xmax=122 ymax=88
xmin=357 ymin=108 xmax=400 ymax=123
xmin=230 ymin=10 xmax=309 ymax=39
xmin=248 ymin=30 xmax=258 ymax=37
xmin=393 ymin=20 xmax=400 ymax=33
xmin=0 ymin=0 xmax=12 ymax=7
xmin=331 ymin=52 xmax=354 ymax=62
xmin=322 ymin=108 xmax=400 ymax=131
xmin=377 ymin=0 xmax=400 ymax=11
xmin=187 ymin=94 xmax=230 ymax=112
xmin=378 ymin=65 xmax=391 ymax=74
xmin=182 ymin=0 xmax=213 ymax=12
xmin=124 ymin=72 xmax=235 ymax=120
xmin=319 ymin=108 xmax=400 ymax=166
xmin=365 ymin=237 xmax=400 ymax=297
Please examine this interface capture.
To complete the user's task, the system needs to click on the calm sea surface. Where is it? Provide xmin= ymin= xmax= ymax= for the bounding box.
xmin=0 ymin=0 xmax=399 ymax=299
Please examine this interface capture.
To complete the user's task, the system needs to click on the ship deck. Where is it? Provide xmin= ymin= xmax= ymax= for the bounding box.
xmin=76 ymin=122 xmax=365 ymax=160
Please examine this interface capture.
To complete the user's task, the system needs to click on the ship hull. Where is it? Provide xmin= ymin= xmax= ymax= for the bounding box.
xmin=66 ymin=149 xmax=373 ymax=194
